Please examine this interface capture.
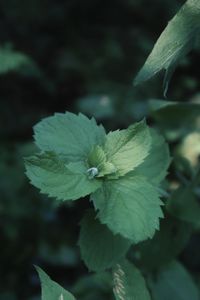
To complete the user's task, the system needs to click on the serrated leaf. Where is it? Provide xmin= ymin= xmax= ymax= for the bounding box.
xmin=113 ymin=260 xmax=151 ymax=300
xmin=78 ymin=210 xmax=131 ymax=272
xmin=103 ymin=120 xmax=151 ymax=177
xmin=34 ymin=112 xmax=106 ymax=162
xmin=88 ymin=145 xmax=117 ymax=177
xmin=134 ymin=0 xmax=200 ymax=95
xmin=133 ymin=128 xmax=171 ymax=184
xmin=91 ymin=175 xmax=163 ymax=243
xmin=148 ymin=260 xmax=199 ymax=300
xmin=36 ymin=266 xmax=76 ymax=300
xmin=25 ymin=152 xmax=101 ymax=201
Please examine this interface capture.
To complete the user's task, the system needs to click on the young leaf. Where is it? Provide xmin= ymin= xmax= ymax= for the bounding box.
xmin=25 ymin=152 xmax=101 ymax=201
xmin=133 ymin=128 xmax=171 ymax=184
xmin=78 ymin=210 xmax=131 ymax=272
xmin=113 ymin=260 xmax=151 ymax=300
xmin=34 ymin=112 xmax=106 ymax=162
xmin=134 ymin=0 xmax=200 ymax=95
xmin=91 ymin=175 xmax=163 ymax=243
xmin=104 ymin=120 xmax=151 ymax=177
xmin=36 ymin=266 xmax=76 ymax=300
xmin=148 ymin=260 xmax=199 ymax=300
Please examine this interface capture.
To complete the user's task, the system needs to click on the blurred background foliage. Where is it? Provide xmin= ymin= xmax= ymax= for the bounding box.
xmin=1 ymin=0 xmax=200 ymax=299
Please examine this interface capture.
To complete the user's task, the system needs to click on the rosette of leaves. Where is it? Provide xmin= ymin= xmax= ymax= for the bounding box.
xmin=25 ymin=112 xmax=170 ymax=270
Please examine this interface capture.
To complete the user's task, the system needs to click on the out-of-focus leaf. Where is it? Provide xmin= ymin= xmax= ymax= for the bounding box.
xmin=133 ymin=215 xmax=192 ymax=271
xmin=134 ymin=0 xmax=200 ymax=95
xmin=148 ymin=260 xmax=199 ymax=300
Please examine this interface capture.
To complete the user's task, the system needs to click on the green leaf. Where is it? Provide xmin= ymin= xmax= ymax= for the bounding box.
xmin=25 ymin=152 xmax=101 ymax=201
xmin=87 ymin=145 xmax=117 ymax=177
xmin=148 ymin=100 xmax=200 ymax=141
xmin=113 ymin=260 xmax=151 ymax=300
xmin=103 ymin=120 xmax=151 ymax=177
xmin=133 ymin=215 xmax=192 ymax=271
xmin=91 ymin=175 xmax=163 ymax=243
xmin=134 ymin=0 xmax=200 ymax=95
xmin=133 ymin=128 xmax=171 ymax=184
xmin=166 ymin=186 xmax=200 ymax=226
xmin=78 ymin=210 xmax=131 ymax=272
xmin=148 ymin=261 xmax=199 ymax=300
xmin=0 ymin=46 xmax=32 ymax=74
xmin=34 ymin=112 xmax=106 ymax=162
xmin=36 ymin=266 xmax=76 ymax=300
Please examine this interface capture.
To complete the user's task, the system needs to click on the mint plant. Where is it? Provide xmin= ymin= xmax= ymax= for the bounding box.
xmin=24 ymin=0 xmax=200 ymax=298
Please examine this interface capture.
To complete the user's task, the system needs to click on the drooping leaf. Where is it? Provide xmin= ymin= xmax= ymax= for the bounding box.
xmin=25 ymin=152 xmax=101 ymax=201
xmin=134 ymin=0 xmax=200 ymax=95
xmin=148 ymin=260 xmax=199 ymax=300
xmin=103 ymin=120 xmax=151 ymax=177
xmin=113 ymin=260 xmax=151 ymax=300
xmin=133 ymin=128 xmax=171 ymax=184
xmin=78 ymin=210 xmax=131 ymax=272
xmin=36 ymin=266 xmax=76 ymax=300
xmin=34 ymin=112 xmax=106 ymax=162
xmin=91 ymin=175 xmax=163 ymax=243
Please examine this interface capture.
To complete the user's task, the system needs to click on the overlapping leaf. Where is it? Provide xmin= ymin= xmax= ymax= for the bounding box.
xmin=92 ymin=175 xmax=163 ymax=243
xmin=25 ymin=152 xmax=101 ymax=201
xmin=78 ymin=210 xmax=131 ymax=271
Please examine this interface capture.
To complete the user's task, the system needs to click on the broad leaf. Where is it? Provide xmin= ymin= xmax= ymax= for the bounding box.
xmin=36 ymin=266 xmax=76 ymax=300
xmin=91 ymin=175 xmax=163 ymax=243
xmin=78 ymin=210 xmax=131 ymax=272
xmin=25 ymin=152 xmax=101 ymax=201
xmin=133 ymin=215 xmax=192 ymax=271
xmin=167 ymin=186 xmax=200 ymax=226
xmin=34 ymin=112 xmax=106 ymax=162
xmin=103 ymin=120 xmax=151 ymax=177
xmin=148 ymin=261 xmax=199 ymax=300
xmin=134 ymin=0 xmax=200 ymax=95
xmin=133 ymin=128 xmax=171 ymax=184
xmin=113 ymin=260 xmax=151 ymax=300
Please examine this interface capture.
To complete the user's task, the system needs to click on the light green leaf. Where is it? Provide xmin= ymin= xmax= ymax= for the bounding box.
xmin=78 ymin=210 xmax=131 ymax=272
xmin=0 ymin=46 xmax=32 ymax=74
xmin=91 ymin=175 xmax=163 ymax=243
xmin=34 ymin=112 xmax=106 ymax=162
xmin=148 ymin=260 xmax=199 ymax=300
xmin=36 ymin=266 xmax=76 ymax=300
xmin=88 ymin=145 xmax=117 ymax=177
xmin=103 ymin=120 xmax=151 ymax=177
xmin=113 ymin=260 xmax=151 ymax=300
xmin=134 ymin=0 xmax=200 ymax=95
xmin=133 ymin=128 xmax=171 ymax=184
xmin=25 ymin=152 xmax=101 ymax=201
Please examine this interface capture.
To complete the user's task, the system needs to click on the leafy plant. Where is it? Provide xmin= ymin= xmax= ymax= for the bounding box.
xmin=23 ymin=0 xmax=200 ymax=299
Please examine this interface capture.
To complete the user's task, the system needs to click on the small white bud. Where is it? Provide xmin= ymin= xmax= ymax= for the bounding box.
xmin=87 ymin=167 xmax=99 ymax=179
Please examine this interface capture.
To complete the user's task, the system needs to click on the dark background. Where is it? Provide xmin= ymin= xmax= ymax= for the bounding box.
xmin=1 ymin=0 xmax=200 ymax=299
